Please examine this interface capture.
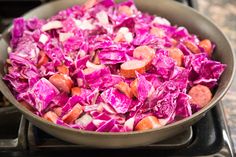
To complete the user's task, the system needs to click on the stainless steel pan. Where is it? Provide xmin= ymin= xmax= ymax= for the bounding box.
xmin=0 ymin=0 xmax=234 ymax=148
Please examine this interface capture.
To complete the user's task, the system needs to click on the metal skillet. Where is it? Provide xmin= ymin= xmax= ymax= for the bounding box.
xmin=0 ymin=0 xmax=234 ymax=148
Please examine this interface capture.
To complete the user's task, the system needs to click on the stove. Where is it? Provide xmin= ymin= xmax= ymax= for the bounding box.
xmin=0 ymin=0 xmax=235 ymax=156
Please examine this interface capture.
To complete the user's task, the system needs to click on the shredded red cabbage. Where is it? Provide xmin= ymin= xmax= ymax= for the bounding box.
xmin=4 ymin=0 xmax=226 ymax=132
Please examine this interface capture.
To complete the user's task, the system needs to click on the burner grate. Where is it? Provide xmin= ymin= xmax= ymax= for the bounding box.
xmin=24 ymin=103 xmax=234 ymax=156
xmin=0 ymin=107 xmax=27 ymax=150
xmin=0 ymin=103 xmax=234 ymax=156
xmin=27 ymin=123 xmax=193 ymax=150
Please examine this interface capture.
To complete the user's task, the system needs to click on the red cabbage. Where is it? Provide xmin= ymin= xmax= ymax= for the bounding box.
xmin=29 ymin=78 xmax=59 ymax=112
xmin=4 ymin=0 xmax=226 ymax=132
xmin=136 ymin=72 xmax=154 ymax=102
xmin=101 ymin=88 xmax=131 ymax=114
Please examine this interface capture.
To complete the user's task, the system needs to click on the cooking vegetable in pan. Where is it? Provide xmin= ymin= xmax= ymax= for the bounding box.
xmin=3 ymin=0 xmax=226 ymax=132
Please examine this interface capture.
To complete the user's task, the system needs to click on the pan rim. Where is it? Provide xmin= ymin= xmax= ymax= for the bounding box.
xmin=1 ymin=0 xmax=235 ymax=136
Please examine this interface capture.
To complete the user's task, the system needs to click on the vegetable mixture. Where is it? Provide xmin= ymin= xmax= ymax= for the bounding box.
xmin=4 ymin=0 xmax=226 ymax=132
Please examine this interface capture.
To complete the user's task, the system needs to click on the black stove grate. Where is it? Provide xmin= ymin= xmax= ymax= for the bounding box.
xmin=0 ymin=102 xmax=234 ymax=156
xmin=26 ymin=102 xmax=234 ymax=157
xmin=28 ymin=121 xmax=193 ymax=150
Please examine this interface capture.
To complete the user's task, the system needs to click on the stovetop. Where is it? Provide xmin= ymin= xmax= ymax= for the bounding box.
xmin=0 ymin=0 xmax=235 ymax=156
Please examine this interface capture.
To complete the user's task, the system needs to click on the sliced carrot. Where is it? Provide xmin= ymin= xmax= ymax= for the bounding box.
xmin=93 ymin=52 xmax=101 ymax=65
xmin=120 ymin=60 xmax=146 ymax=78
xmin=6 ymin=59 xmax=11 ymax=65
xmin=49 ymin=74 xmax=73 ymax=93
xmin=37 ymin=51 xmax=49 ymax=67
xmin=168 ymin=48 xmax=184 ymax=67
xmin=170 ymin=38 xmax=178 ymax=47
xmin=184 ymin=40 xmax=200 ymax=54
xmin=114 ymin=33 xmax=124 ymax=43
xmin=150 ymin=27 xmax=165 ymax=38
xmin=133 ymin=46 xmax=155 ymax=70
xmin=62 ymin=103 xmax=83 ymax=124
xmin=118 ymin=6 xmax=133 ymax=16
xmin=115 ymin=81 xmax=133 ymax=98
xmin=133 ymin=45 xmax=155 ymax=61
xmin=130 ymin=79 xmax=138 ymax=98
xmin=71 ymin=87 xmax=82 ymax=96
xmin=135 ymin=116 xmax=161 ymax=131
xmin=43 ymin=111 xmax=58 ymax=124
xmin=188 ymin=85 xmax=212 ymax=108
xmin=199 ymin=39 xmax=213 ymax=57
xmin=57 ymin=64 xmax=69 ymax=75
xmin=53 ymin=107 xmax=62 ymax=117
xmin=83 ymin=0 xmax=97 ymax=10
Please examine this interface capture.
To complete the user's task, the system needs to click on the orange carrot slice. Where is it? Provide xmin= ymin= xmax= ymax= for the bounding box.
xmin=62 ymin=104 xmax=83 ymax=124
xmin=49 ymin=74 xmax=73 ymax=93
xmin=188 ymin=85 xmax=212 ymax=108
xmin=168 ymin=48 xmax=184 ymax=67
xmin=120 ymin=60 xmax=146 ymax=78
xmin=115 ymin=81 xmax=133 ymax=98
xmin=135 ymin=116 xmax=161 ymax=131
